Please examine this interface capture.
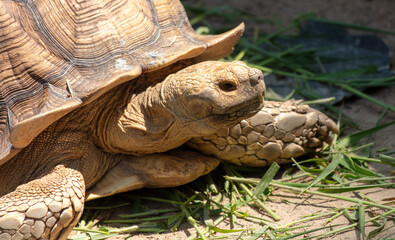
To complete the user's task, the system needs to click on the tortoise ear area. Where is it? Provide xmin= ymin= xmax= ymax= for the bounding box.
xmin=185 ymin=99 xmax=213 ymax=119
xmin=181 ymin=88 xmax=219 ymax=120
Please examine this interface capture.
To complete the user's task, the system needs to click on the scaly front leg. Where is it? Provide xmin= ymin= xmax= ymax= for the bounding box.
xmin=0 ymin=165 xmax=85 ymax=240
xmin=188 ymin=100 xmax=339 ymax=166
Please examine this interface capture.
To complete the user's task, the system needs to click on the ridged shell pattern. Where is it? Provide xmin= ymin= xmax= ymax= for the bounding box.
xmin=0 ymin=0 xmax=243 ymax=164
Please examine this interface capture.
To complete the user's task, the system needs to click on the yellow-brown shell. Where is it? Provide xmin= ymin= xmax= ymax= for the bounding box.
xmin=0 ymin=0 xmax=244 ymax=165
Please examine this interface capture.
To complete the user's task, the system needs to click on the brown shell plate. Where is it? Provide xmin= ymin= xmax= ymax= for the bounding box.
xmin=0 ymin=0 xmax=244 ymax=165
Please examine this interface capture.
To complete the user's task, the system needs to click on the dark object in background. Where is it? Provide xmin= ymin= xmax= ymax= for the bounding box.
xmin=263 ymin=21 xmax=392 ymax=103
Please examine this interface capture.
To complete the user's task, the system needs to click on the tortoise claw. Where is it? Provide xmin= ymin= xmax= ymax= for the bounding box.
xmin=315 ymin=110 xmax=339 ymax=144
xmin=326 ymin=118 xmax=340 ymax=135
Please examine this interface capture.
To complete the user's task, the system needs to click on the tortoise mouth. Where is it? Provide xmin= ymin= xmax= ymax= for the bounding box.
xmin=211 ymin=97 xmax=264 ymax=126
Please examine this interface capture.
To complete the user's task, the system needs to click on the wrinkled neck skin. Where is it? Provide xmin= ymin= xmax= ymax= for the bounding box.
xmin=96 ymin=76 xmax=202 ymax=155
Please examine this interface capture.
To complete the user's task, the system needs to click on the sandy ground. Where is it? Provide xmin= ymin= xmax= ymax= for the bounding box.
xmin=79 ymin=1 xmax=395 ymax=239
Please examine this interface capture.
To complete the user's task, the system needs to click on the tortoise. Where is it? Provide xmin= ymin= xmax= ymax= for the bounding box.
xmin=0 ymin=0 xmax=339 ymax=239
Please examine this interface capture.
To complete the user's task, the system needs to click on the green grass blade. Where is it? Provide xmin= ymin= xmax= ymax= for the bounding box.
xmin=253 ymin=162 xmax=280 ymax=196
xmin=316 ymin=66 xmax=377 ymax=79
xmin=247 ymin=225 xmax=270 ymax=240
xmin=301 ymin=97 xmax=335 ymax=105
xmin=275 ymin=225 xmax=335 ymax=240
xmin=84 ymin=202 xmax=130 ymax=210
xmin=337 ymin=121 xmax=395 ymax=148
xmin=119 ymin=208 xmax=179 ymax=218
xmin=339 ymin=155 xmax=384 ymax=177
xmin=367 ymin=218 xmax=387 ymax=239
xmin=239 ymin=183 xmax=280 ymax=221
xmin=317 ymin=183 xmax=395 ymax=193
xmin=71 ymin=233 xmax=118 ymax=240
xmin=378 ymin=154 xmax=395 ymax=167
xmin=312 ymin=17 xmax=395 ymax=35
xmin=340 ymin=85 xmax=395 ymax=112
xmin=358 ymin=201 xmax=366 ymax=240
xmin=301 ymin=154 xmax=341 ymax=192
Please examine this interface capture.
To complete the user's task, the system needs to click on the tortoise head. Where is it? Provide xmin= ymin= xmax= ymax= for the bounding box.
xmin=162 ymin=61 xmax=265 ymax=135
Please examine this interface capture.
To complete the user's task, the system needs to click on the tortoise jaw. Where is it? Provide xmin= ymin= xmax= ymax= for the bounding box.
xmin=211 ymin=97 xmax=264 ymax=127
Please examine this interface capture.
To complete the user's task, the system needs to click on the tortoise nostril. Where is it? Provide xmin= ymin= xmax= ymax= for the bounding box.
xmin=250 ymin=74 xmax=262 ymax=86
xmin=219 ymin=81 xmax=237 ymax=92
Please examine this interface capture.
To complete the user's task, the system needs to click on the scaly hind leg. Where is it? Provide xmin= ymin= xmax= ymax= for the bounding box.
xmin=86 ymin=149 xmax=220 ymax=201
xmin=188 ymin=100 xmax=339 ymax=166
xmin=0 ymin=165 xmax=85 ymax=240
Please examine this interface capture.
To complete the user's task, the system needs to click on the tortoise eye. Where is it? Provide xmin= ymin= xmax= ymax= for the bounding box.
xmin=219 ymin=81 xmax=237 ymax=92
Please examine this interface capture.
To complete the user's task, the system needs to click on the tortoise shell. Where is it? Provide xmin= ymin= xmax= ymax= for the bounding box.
xmin=0 ymin=0 xmax=244 ymax=165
